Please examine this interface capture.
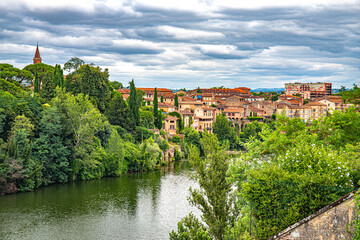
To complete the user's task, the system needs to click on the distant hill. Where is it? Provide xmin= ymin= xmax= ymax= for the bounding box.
xmin=250 ymin=88 xmax=284 ymax=93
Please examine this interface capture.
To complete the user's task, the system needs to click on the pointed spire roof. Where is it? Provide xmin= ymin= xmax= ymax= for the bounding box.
xmin=33 ymin=42 xmax=42 ymax=64
xmin=35 ymin=42 xmax=40 ymax=58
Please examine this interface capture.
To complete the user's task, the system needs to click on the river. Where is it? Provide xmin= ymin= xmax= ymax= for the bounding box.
xmin=0 ymin=161 xmax=199 ymax=240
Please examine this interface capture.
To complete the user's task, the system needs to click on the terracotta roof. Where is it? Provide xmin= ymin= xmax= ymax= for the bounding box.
xmin=34 ymin=44 xmax=40 ymax=58
xmin=118 ymin=88 xmax=130 ymax=93
xmin=177 ymin=110 xmax=193 ymax=115
xmin=137 ymin=88 xmax=173 ymax=93
xmin=165 ymin=115 xmax=178 ymax=121
xmin=305 ymin=102 xmax=327 ymax=106
xmin=159 ymin=103 xmax=176 ymax=108
xmin=224 ymin=107 xmax=245 ymax=112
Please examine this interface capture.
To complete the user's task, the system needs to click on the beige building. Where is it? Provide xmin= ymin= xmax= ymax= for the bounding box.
xmin=163 ymin=115 xmax=178 ymax=135
xmin=158 ymin=103 xmax=176 ymax=113
xmin=177 ymin=110 xmax=194 ymax=127
xmin=178 ymin=100 xmax=203 ymax=111
xmin=225 ymin=96 xmax=246 ymax=107
xmin=276 ymin=102 xmax=327 ymax=122
xmin=224 ymin=107 xmax=246 ymax=122
xmin=319 ymin=96 xmax=351 ymax=113
xmin=201 ymin=93 xmax=216 ymax=106
xmin=191 ymin=106 xmax=218 ymax=133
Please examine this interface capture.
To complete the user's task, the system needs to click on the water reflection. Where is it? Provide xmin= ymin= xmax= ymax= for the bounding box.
xmin=0 ymin=161 xmax=198 ymax=240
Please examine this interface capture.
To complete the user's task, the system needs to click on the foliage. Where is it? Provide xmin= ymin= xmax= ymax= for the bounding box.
xmin=23 ymin=63 xmax=55 ymax=83
xmin=153 ymin=87 xmax=162 ymax=129
xmin=63 ymin=57 xmax=85 ymax=72
xmin=34 ymin=66 xmax=40 ymax=93
xmin=139 ymin=108 xmax=155 ymax=129
xmin=105 ymin=92 xmax=133 ymax=131
xmin=170 ymin=213 xmax=212 ymax=240
xmin=175 ymin=94 xmax=179 ymax=108
xmin=110 ymin=81 xmax=123 ymax=90
xmin=40 ymin=72 xmax=55 ymax=101
xmin=65 ymin=64 xmax=111 ymax=112
xmin=229 ymin=109 xmax=360 ymax=239
xmin=134 ymin=126 xmax=154 ymax=143
xmin=240 ymin=121 xmax=265 ymax=143
xmin=168 ymin=111 xmax=183 ymax=132
xmin=0 ymin=78 xmax=25 ymax=96
xmin=52 ymin=89 xmax=108 ymax=180
xmin=32 ymin=105 xmax=71 ymax=185
xmin=213 ymin=114 xmax=240 ymax=150
xmin=341 ymin=84 xmax=360 ymax=106
xmin=172 ymin=132 xmax=237 ymax=240
xmin=0 ymin=64 xmax=33 ymax=85
xmin=128 ymin=79 xmax=140 ymax=126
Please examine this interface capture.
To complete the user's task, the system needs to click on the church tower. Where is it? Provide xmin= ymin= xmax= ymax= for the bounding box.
xmin=33 ymin=42 xmax=42 ymax=64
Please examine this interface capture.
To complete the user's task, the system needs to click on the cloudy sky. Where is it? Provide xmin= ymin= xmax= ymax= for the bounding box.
xmin=0 ymin=0 xmax=359 ymax=89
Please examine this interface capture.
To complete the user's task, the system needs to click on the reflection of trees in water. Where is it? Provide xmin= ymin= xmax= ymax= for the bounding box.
xmin=0 ymin=161 xmax=191 ymax=220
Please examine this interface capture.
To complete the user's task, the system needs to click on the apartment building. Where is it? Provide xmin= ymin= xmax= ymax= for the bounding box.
xmin=191 ymin=106 xmax=218 ymax=133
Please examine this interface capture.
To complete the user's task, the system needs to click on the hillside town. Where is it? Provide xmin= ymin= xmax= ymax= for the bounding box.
xmin=29 ymin=44 xmax=353 ymax=136
xmin=119 ymin=82 xmax=351 ymax=135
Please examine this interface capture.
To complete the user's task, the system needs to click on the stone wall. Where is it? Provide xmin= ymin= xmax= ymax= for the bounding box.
xmin=270 ymin=192 xmax=355 ymax=240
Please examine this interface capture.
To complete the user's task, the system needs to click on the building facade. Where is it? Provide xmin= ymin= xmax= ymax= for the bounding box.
xmin=285 ymin=82 xmax=332 ymax=99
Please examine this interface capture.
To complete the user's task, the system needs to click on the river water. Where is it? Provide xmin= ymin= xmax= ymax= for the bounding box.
xmin=0 ymin=161 xmax=199 ymax=240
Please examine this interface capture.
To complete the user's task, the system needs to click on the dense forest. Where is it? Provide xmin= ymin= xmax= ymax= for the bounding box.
xmin=0 ymin=59 xmax=185 ymax=195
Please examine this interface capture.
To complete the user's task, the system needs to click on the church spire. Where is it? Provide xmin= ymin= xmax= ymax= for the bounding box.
xmin=33 ymin=42 xmax=42 ymax=64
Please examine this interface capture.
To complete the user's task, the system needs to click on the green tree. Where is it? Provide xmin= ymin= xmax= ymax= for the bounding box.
xmin=105 ymin=92 xmax=133 ymax=131
xmin=174 ymin=94 xmax=179 ymax=108
xmin=197 ymin=87 xmax=201 ymax=93
xmin=33 ymin=105 xmax=71 ymax=185
xmin=342 ymin=84 xmax=360 ymax=106
xmin=34 ymin=66 xmax=40 ymax=93
xmin=52 ymin=89 xmax=108 ymax=180
xmin=40 ymin=72 xmax=55 ymax=101
xmin=153 ymin=88 xmax=162 ymax=129
xmin=23 ymin=63 xmax=55 ymax=84
xmin=63 ymin=57 xmax=85 ymax=72
xmin=213 ymin=114 xmax=240 ymax=150
xmin=128 ymin=79 xmax=140 ymax=126
xmin=171 ymin=132 xmax=237 ymax=240
xmin=0 ymin=64 xmax=33 ymax=85
xmin=65 ymin=64 xmax=111 ymax=112
xmin=110 ymin=81 xmax=123 ymax=90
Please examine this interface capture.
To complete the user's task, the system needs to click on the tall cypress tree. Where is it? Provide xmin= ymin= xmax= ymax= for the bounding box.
xmin=128 ymin=79 xmax=140 ymax=126
xmin=34 ymin=66 xmax=40 ymax=93
xmin=153 ymin=88 xmax=162 ymax=129
xmin=174 ymin=94 xmax=179 ymax=108
xmin=41 ymin=72 xmax=55 ymax=101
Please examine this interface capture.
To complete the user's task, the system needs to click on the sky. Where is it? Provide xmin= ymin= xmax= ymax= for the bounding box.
xmin=0 ymin=0 xmax=359 ymax=89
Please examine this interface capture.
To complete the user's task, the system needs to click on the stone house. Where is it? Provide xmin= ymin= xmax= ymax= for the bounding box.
xmin=163 ymin=115 xmax=178 ymax=135
xmin=224 ymin=107 xmax=246 ymax=122
xmin=158 ymin=102 xmax=176 ymax=113
xmin=177 ymin=110 xmax=194 ymax=127
xmin=225 ymin=95 xmax=246 ymax=107
xmin=191 ymin=106 xmax=218 ymax=133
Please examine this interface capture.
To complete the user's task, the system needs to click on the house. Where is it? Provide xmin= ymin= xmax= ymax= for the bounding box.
xmin=178 ymin=100 xmax=203 ymax=111
xmin=319 ymin=96 xmax=351 ymax=113
xmin=191 ymin=106 xmax=218 ymax=133
xmin=163 ymin=115 xmax=178 ymax=135
xmin=177 ymin=110 xmax=194 ymax=127
xmin=158 ymin=102 xmax=176 ymax=113
xmin=225 ymin=96 xmax=246 ymax=107
xmin=305 ymin=102 xmax=327 ymax=119
xmin=118 ymin=88 xmax=131 ymax=100
xmin=224 ymin=107 xmax=246 ymax=122
xmin=138 ymin=88 xmax=174 ymax=100
xmin=201 ymin=93 xmax=216 ymax=106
